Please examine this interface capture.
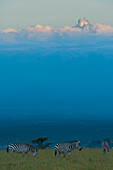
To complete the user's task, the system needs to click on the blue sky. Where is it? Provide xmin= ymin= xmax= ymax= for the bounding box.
xmin=0 ymin=33 xmax=113 ymax=119
xmin=0 ymin=0 xmax=113 ymax=29
xmin=0 ymin=1 xmax=113 ymax=120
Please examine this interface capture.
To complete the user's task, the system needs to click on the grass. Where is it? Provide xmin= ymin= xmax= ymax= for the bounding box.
xmin=0 ymin=149 xmax=113 ymax=170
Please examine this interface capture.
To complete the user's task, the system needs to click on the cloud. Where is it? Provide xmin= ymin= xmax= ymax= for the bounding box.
xmin=18 ymin=24 xmax=55 ymax=41
xmin=56 ymin=26 xmax=81 ymax=33
xmin=2 ymin=28 xmax=18 ymax=33
xmin=26 ymin=24 xmax=53 ymax=32
xmin=93 ymin=23 xmax=113 ymax=34
xmin=0 ymin=21 xmax=113 ymax=43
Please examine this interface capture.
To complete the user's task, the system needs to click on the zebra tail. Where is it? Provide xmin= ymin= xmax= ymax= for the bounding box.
xmin=7 ymin=147 xmax=9 ymax=153
xmin=55 ymin=150 xmax=57 ymax=156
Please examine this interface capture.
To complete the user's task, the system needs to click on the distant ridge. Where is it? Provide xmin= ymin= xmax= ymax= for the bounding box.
xmin=1 ymin=17 xmax=113 ymax=38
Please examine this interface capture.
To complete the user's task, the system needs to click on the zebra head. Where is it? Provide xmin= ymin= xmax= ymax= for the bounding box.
xmin=33 ymin=149 xmax=37 ymax=157
xmin=70 ymin=141 xmax=82 ymax=151
xmin=29 ymin=145 xmax=37 ymax=157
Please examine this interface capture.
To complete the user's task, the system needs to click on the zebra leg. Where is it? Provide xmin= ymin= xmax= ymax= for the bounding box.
xmin=63 ymin=152 xmax=66 ymax=158
xmin=68 ymin=152 xmax=71 ymax=156
xmin=103 ymin=148 xmax=106 ymax=153
xmin=22 ymin=152 xmax=25 ymax=157
xmin=11 ymin=150 xmax=14 ymax=155
xmin=57 ymin=151 xmax=60 ymax=158
xmin=106 ymin=149 xmax=109 ymax=154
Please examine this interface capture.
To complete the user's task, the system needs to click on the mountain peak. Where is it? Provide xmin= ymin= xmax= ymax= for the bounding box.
xmin=74 ymin=17 xmax=93 ymax=30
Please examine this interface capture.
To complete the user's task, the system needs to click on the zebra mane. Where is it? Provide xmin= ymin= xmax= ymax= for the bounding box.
xmin=28 ymin=144 xmax=37 ymax=152
xmin=69 ymin=140 xmax=79 ymax=143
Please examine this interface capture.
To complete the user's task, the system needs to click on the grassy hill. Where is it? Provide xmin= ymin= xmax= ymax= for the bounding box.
xmin=0 ymin=149 xmax=113 ymax=170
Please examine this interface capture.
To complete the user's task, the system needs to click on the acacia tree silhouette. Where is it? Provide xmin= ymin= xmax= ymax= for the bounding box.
xmin=31 ymin=137 xmax=52 ymax=149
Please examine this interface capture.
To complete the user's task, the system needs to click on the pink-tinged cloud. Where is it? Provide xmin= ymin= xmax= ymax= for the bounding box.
xmin=1 ymin=19 xmax=113 ymax=43
xmin=54 ymin=26 xmax=82 ymax=37
xmin=21 ymin=24 xmax=54 ymax=41
xmin=93 ymin=23 xmax=113 ymax=33
xmin=56 ymin=26 xmax=81 ymax=32
xmin=26 ymin=24 xmax=53 ymax=32
xmin=2 ymin=28 xmax=18 ymax=33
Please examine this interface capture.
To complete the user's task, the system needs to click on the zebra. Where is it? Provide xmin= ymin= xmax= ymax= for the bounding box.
xmin=7 ymin=143 xmax=37 ymax=157
xmin=55 ymin=140 xmax=82 ymax=157
xmin=101 ymin=141 xmax=110 ymax=153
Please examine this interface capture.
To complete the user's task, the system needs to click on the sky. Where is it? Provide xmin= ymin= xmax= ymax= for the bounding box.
xmin=0 ymin=0 xmax=113 ymax=29
xmin=0 ymin=32 xmax=113 ymax=119
xmin=0 ymin=0 xmax=113 ymax=120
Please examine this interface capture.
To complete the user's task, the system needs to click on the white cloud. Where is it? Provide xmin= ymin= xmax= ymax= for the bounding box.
xmin=26 ymin=24 xmax=53 ymax=32
xmin=93 ymin=23 xmax=113 ymax=34
xmin=2 ymin=28 xmax=18 ymax=33
xmin=18 ymin=24 xmax=54 ymax=41
xmin=1 ymin=22 xmax=113 ymax=43
xmin=56 ymin=26 xmax=81 ymax=33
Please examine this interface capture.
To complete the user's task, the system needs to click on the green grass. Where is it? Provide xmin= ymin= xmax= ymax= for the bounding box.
xmin=0 ymin=149 xmax=113 ymax=170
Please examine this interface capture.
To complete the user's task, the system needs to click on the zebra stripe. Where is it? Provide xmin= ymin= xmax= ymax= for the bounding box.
xmin=55 ymin=144 xmax=59 ymax=149
xmin=7 ymin=143 xmax=37 ymax=157
xmin=101 ymin=141 xmax=110 ymax=153
xmin=55 ymin=141 xmax=82 ymax=157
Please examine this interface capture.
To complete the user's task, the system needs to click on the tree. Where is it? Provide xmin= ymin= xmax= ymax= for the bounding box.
xmin=31 ymin=137 xmax=52 ymax=149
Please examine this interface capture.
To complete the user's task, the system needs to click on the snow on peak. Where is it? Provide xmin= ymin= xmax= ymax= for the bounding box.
xmin=74 ymin=17 xmax=93 ymax=30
